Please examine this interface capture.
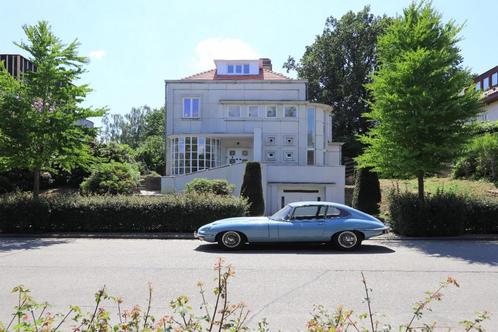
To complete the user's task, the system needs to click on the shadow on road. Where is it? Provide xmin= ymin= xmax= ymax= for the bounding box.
xmin=0 ymin=238 xmax=71 ymax=252
xmin=195 ymin=243 xmax=395 ymax=254
xmin=388 ymin=240 xmax=498 ymax=266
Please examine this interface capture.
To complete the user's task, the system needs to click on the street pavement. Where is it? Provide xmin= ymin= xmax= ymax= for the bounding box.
xmin=0 ymin=238 xmax=497 ymax=331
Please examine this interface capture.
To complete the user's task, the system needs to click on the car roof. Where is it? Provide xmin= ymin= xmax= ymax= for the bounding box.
xmin=288 ymin=201 xmax=343 ymax=208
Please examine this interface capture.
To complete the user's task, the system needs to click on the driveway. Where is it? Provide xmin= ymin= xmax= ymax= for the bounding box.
xmin=0 ymin=238 xmax=497 ymax=331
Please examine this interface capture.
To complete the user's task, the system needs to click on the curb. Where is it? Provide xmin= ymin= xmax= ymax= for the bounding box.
xmin=0 ymin=233 xmax=497 ymax=241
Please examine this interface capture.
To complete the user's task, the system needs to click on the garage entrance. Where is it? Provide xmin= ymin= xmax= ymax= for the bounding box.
xmin=279 ymin=188 xmax=324 ymax=208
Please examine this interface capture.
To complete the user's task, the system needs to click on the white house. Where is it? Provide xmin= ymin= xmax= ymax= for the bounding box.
xmin=475 ymin=65 xmax=498 ymax=121
xmin=161 ymin=58 xmax=345 ymax=214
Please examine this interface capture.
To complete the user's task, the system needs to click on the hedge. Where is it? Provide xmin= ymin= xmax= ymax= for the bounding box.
xmin=0 ymin=192 xmax=248 ymax=233
xmin=388 ymin=191 xmax=498 ymax=236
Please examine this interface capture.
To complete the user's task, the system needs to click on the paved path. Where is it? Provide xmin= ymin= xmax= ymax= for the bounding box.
xmin=0 ymin=238 xmax=497 ymax=331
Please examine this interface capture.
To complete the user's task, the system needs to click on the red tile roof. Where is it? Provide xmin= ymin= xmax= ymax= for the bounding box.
xmin=181 ymin=68 xmax=293 ymax=81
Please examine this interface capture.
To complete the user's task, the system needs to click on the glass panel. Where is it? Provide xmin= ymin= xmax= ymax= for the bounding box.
xmin=243 ymin=64 xmax=250 ymax=74
xmin=292 ymin=206 xmax=319 ymax=219
xmin=248 ymin=106 xmax=258 ymax=117
xmin=284 ymin=106 xmax=297 ymax=117
xmin=228 ymin=65 xmax=234 ymax=73
xmin=236 ymin=65 xmax=242 ymax=73
xmin=192 ymin=98 xmax=199 ymax=117
xmin=266 ymin=106 xmax=277 ymax=117
xmin=492 ymin=73 xmax=498 ymax=86
xmin=183 ymin=99 xmax=191 ymax=117
xmin=326 ymin=207 xmax=342 ymax=217
xmin=483 ymin=77 xmax=490 ymax=90
xmin=476 ymin=81 xmax=481 ymax=91
xmin=307 ymin=107 xmax=316 ymax=165
xmin=228 ymin=105 xmax=241 ymax=117
xmin=307 ymin=150 xmax=314 ymax=165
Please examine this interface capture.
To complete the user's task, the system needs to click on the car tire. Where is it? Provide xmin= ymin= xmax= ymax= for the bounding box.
xmin=218 ymin=231 xmax=245 ymax=250
xmin=332 ymin=231 xmax=362 ymax=251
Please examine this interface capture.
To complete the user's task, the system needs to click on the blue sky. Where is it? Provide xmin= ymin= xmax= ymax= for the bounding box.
xmin=1 ymin=0 xmax=497 ymax=124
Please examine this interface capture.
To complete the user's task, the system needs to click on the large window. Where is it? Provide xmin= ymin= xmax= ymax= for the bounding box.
xmin=170 ymin=136 xmax=220 ymax=175
xmin=266 ymin=106 xmax=277 ymax=118
xmin=307 ymin=107 xmax=316 ymax=165
xmin=183 ymin=98 xmax=200 ymax=118
xmin=493 ymin=73 xmax=498 ymax=86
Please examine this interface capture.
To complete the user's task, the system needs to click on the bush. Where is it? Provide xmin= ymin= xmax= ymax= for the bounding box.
xmin=352 ymin=168 xmax=381 ymax=214
xmin=80 ymin=162 xmax=140 ymax=195
xmin=240 ymin=162 xmax=265 ymax=216
xmin=0 ymin=176 xmax=14 ymax=194
xmin=0 ymin=192 xmax=248 ymax=233
xmin=185 ymin=178 xmax=235 ymax=196
xmin=388 ymin=191 xmax=498 ymax=236
xmin=135 ymin=135 xmax=165 ymax=175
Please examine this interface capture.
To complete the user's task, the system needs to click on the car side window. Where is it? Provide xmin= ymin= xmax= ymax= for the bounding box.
xmin=292 ymin=206 xmax=320 ymax=220
xmin=325 ymin=207 xmax=342 ymax=218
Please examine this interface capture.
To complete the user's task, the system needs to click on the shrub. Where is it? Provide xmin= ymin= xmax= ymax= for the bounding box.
xmin=135 ymin=135 xmax=165 ymax=175
xmin=185 ymin=178 xmax=235 ymax=196
xmin=0 ymin=192 xmax=248 ymax=233
xmin=240 ymin=162 xmax=265 ymax=216
xmin=388 ymin=191 xmax=498 ymax=236
xmin=80 ymin=162 xmax=140 ymax=195
xmin=0 ymin=176 xmax=13 ymax=194
xmin=352 ymin=167 xmax=381 ymax=214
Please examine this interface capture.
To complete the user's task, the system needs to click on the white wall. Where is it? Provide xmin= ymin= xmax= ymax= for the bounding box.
xmin=481 ymin=101 xmax=498 ymax=121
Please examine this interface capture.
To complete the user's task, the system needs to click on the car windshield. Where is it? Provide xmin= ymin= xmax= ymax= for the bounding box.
xmin=270 ymin=205 xmax=293 ymax=221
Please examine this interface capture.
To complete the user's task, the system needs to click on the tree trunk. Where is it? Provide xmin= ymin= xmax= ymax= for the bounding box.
xmin=33 ymin=167 xmax=40 ymax=200
xmin=417 ymin=171 xmax=424 ymax=201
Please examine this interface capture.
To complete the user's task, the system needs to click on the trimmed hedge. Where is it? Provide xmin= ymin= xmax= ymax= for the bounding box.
xmin=185 ymin=178 xmax=235 ymax=196
xmin=388 ymin=191 xmax=498 ymax=236
xmin=0 ymin=192 xmax=248 ymax=233
xmin=352 ymin=168 xmax=381 ymax=215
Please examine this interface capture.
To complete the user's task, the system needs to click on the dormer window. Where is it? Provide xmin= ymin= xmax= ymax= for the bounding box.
xmin=215 ymin=60 xmax=259 ymax=76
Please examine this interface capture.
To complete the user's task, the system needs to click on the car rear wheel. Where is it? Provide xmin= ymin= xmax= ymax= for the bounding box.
xmin=332 ymin=231 xmax=362 ymax=250
xmin=218 ymin=231 xmax=245 ymax=250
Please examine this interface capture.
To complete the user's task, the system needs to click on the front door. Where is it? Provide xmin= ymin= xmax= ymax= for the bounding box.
xmin=226 ymin=148 xmax=250 ymax=164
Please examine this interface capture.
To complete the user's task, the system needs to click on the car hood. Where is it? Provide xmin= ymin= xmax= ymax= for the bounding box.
xmin=209 ymin=216 xmax=269 ymax=226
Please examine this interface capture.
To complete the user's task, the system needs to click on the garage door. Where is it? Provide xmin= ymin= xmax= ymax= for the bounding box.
xmin=280 ymin=189 xmax=322 ymax=208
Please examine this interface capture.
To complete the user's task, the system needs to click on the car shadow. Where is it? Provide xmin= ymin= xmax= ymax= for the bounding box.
xmin=194 ymin=242 xmax=395 ymax=254
xmin=388 ymin=240 xmax=498 ymax=266
xmin=0 ymin=238 xmax=71 ymax=252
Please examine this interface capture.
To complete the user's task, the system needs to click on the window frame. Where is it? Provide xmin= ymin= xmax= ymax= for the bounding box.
xmin=492 ymin=72 xmax=498 ymax=87
xmin=483 ymin=77 xmax=490 ymax=90
xmin=248 ymin=105 xmax=259 ymax=118
xmin=290 ymin=205 xmax=321 ymax=220
xmin=182 ymin=97 xmax=201 ymax=119
xmin=227 ymin=105 xmax=241 ymax=118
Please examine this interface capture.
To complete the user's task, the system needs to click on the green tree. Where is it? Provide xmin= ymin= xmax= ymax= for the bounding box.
xmin=356 ymin=2 xmax=482 ymax=200
xmin=352 ymin=168 xmax=381 ymax=215
xmin=240 ymin=162 xmax=264 ymax=216
xmin=135 ymin=135 xmax=166 ymax=175
xmin=283 ymin=6 xmax=390 ymax=157
xmin=0 ymin=21 xmax=105 ymax=198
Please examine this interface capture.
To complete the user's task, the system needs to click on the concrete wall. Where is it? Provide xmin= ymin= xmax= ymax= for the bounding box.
xmin=481 ymin=101 xmax=498 ymax=121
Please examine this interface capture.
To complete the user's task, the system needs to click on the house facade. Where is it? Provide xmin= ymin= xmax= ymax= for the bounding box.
xmin=161 ymin=58 xmax=345 ymax=214
xmin=475 ymin=65 xmax=498 ymax=121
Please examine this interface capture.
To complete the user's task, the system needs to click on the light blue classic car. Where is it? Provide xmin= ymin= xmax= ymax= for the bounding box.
xmin=195 ymin=201 xmax=388 ymax=250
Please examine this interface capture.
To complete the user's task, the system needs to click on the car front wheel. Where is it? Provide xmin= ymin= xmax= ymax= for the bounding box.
xmin=332 ymin=231 xmax=362 ymax=250
xmin=218 ymin=231 xmax=245 ymax=250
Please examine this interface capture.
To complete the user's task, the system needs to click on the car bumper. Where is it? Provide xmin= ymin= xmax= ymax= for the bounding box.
xmin=194 ymin=231 xmax=216 ymax=242
xmin=362 ymin=226 xmax=389 ymax=239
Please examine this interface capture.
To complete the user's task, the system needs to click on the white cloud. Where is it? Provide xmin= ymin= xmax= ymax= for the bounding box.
xmin=191 ymin=38 xmax=259 ymax=70
xmin=89 ymin=50 xmax=107 ymax=59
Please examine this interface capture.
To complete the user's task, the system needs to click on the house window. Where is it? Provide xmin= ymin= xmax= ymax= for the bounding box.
xmin=248 ymin=105 xmax=259 ymax=117
xmin=228 ymin=105 xmax=241 ymax=118
xmin=284 ymin=106 xmax=297 ymax=118
xmin=266 ymin=106 xmax=277 ymax=118
xmin=483 ymin=77 xmax=490 ymax=90
xmin=265 ymin=151 xmax=277 ymax=161
xmin=183 ymin=98 xmax=200 ymax=118
xmin=284 ymin=135 xmax=295 ymax=145
xmin=227 ymin=65 xmax=234 ymax=73
xmin=243 ymin=64 xmax=250 ymax=74
xmin=235 ymin=65 xmax=242 ymax=74
xmin=493 ymin=73 xmax=498 ymax=86
xmin=265 ymin=135 xmax=276 ymax=145
xmin=170 ymin=136 xmax=221 ymax=175
xmin=284 ymin=151 xmax=294 ymax=161
xmin=476 ymin=81 xmax=481 ymax=91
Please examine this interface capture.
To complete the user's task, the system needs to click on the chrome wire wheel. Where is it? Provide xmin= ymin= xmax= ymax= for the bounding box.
xmin=337 ymin=231 xmax=358 ymax=249
xmin=220 ymin=231 xmax=242 ymax=249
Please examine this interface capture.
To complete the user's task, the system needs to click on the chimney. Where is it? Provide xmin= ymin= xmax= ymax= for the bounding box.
xmin=260 ymin=58 xmax=272 ymax=71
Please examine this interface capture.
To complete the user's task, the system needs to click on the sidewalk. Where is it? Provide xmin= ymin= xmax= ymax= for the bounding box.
xmin=0 ymin=232 xmax=497 ymax=241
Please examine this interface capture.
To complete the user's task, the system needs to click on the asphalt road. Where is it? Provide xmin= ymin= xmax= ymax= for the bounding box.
xmin=0 ymin=238 xmax=497 ymax=331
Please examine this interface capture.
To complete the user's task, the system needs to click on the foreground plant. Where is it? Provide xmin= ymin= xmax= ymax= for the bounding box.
xmin=0 ymin=259 xmax=490 ymax=331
